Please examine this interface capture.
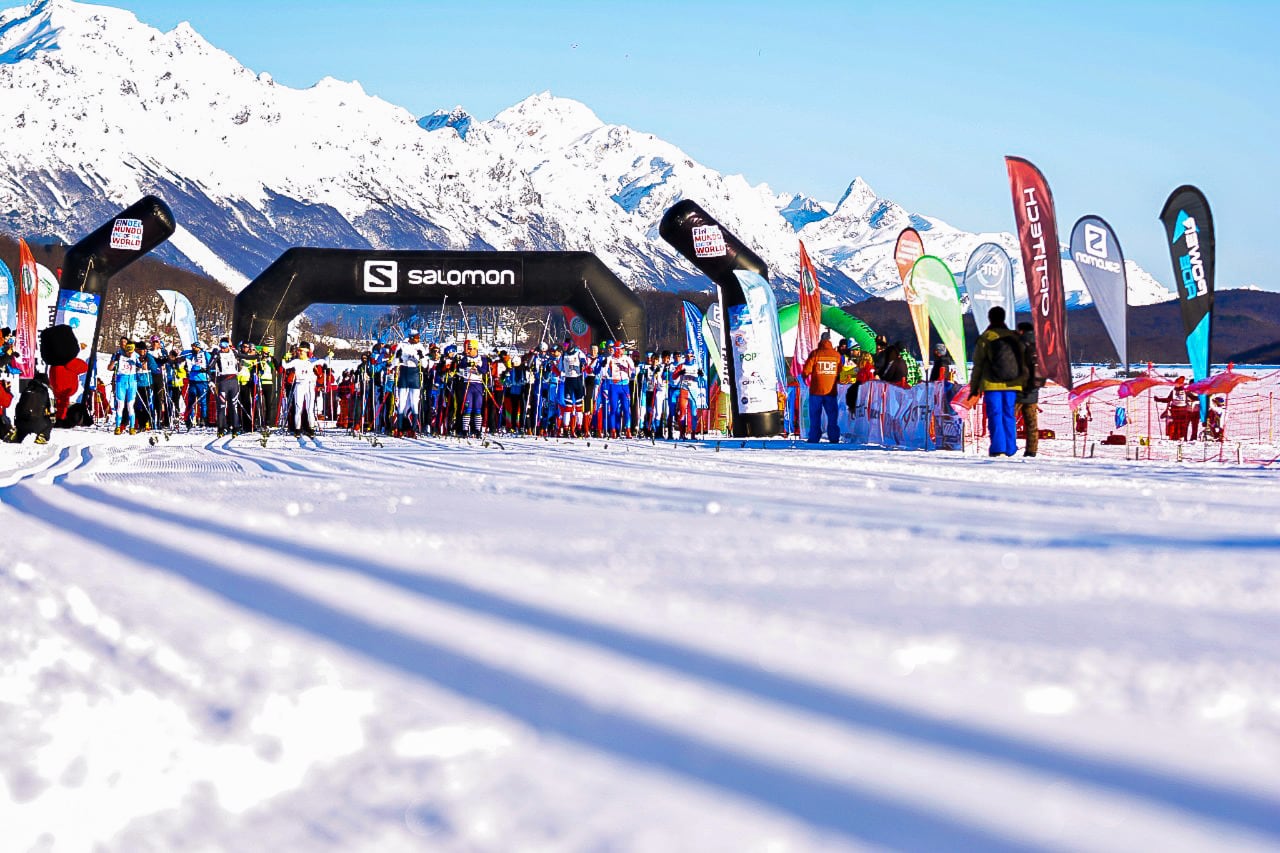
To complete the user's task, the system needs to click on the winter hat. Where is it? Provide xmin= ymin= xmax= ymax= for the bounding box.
xmin=820 ymin=331 xmax=831 ymax=342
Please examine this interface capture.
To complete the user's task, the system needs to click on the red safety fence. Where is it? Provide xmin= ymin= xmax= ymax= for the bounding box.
xmin=961 ymin=368 xmax=1280 ymax=465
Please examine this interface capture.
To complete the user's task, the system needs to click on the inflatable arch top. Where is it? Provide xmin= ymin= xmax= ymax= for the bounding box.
xmin=231 ymin=248 xmax=647 ymax=361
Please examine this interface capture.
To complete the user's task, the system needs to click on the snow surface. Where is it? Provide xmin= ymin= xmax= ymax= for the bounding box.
xmin=3 ymin=427 xmax=1279 ymax=851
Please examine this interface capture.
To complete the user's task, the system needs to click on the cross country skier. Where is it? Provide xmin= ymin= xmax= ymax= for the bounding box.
xmin=649 ymin=351 xmax=673 ymax=439
xmin=505 ymin=354 xmax=527 ymax=433
xmin=672 ymin=351 xmax=702 ymax=440
xmin=166 ymin=348 xmax=187 ymax=424
xmin=634 ymin=352 xmax=653 ymax=436
xmin=559 ymin=339 xmax=589 ymax=436
xmin=282 ymin=342 xmax=319 ymax=437
xmin=602 ymin=343 xmax=636 ymax=438
xmin=391 ymin=330 xmax=427 ymax=437
xmin=185 ymin=341 xmax=212 ymax=428
xmin=109 ymin=340 xmax=143 ymax=435
xmin=456 ymin=338 xmax=488 ymax=438
xmin=211 ymin=337 xmax=243 ymax=437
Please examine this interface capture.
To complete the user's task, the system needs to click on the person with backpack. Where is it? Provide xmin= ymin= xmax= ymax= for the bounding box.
xmin=10 ymin=371 xmax=53 ymax=444
xmin=969 ymin=306 xmax=1027 ymax=457
xmin=878 ymin=342 xmax=910 ymax=387
xmin=1015 ymin=322 xmax=1045 ymax=457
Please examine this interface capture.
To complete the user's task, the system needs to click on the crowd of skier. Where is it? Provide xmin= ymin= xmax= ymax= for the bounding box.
xmin=90 ymin=331 xmax=713 ymax=441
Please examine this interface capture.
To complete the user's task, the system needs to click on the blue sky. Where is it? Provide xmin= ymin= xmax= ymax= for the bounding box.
xmin=107 ymin=0 xmax=1278 ymax=293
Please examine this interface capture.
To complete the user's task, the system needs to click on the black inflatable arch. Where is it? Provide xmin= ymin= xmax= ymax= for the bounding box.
xmin=61 ymin=195 xmax=177 ymax=393
xmin=232 ymin=249 xmax=647 ymax=361
xmin=660 ymin=200 xmax=783 ymax=437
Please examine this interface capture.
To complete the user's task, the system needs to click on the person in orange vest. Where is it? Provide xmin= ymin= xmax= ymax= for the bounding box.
xmin=801 ymin=331 xmax=841 ymax=443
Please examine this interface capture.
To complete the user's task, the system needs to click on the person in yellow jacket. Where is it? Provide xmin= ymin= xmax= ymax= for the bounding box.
xmin=801 ymin=331 xmax=841 ymax=444
xmin=969 ymin=306 xmax=1028 ymax=457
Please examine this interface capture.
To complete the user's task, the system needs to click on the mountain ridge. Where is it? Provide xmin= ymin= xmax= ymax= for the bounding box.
xmin=0 ymin=0 xmax=1175 ymax=311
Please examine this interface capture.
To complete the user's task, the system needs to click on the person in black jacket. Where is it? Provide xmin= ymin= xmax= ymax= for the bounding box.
xmin=12 ymin=371 xmax=53 ymax=445
xmin=878 ymin=342 xmax=909 ymax=387
xmin=1015 ymin=322 xmax=1044 ymax=457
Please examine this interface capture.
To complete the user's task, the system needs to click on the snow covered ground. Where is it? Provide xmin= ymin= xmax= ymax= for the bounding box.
xmin=2 ymin=427 xmax=1279 ymax=852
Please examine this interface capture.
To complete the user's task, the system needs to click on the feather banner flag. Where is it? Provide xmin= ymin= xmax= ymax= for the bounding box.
xmin=1159 ymin=186 xmax=1215 ymax=384
xmin=1005 ymin=156 xmax=1072 ymax=390
xmin=15 ymin=238 xmax=39 ymax=379
xmin=792 ymin=240 xmax=823 ymax=380
xmin=894 ymin=228 xmax=930 ymax=375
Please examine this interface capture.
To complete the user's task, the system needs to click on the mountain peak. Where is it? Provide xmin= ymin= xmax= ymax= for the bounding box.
xmin=490 ymin=91 xmax=604 ymax=149
xmin=834 ymin=177 xmax=878 ymax=215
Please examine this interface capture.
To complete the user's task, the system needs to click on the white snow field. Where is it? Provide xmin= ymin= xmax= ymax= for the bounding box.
xmin=2 ymin=428 xmax=1278 ymax=852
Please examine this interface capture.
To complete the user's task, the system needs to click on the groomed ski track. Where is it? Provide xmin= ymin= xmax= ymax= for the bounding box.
xmin=2 ymin=430 xmax=1279 ymax=851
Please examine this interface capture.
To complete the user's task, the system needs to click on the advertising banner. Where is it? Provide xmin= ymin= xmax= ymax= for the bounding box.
xmin=55 ymin=290 xmax=101 ymax=355
xmin=850 ymin=380 xmax=953 ymax=450
xmin=1069 ymin=215 xmax=1128 ymax=366
xmin=1005 ymin=156 xmax=1072 ymax=390
xmin=15 ymin=239 xmax=39 ymax=379
xmin=701 ymin=303 xmax=728 ymax=390
xmin=35 ymin=263 xmax=60 ymax=335
xmin=793 ymin=240 xmax=823 ymax=379
xmin=158 ymin=289 xmax=198 ymax=350
xmin=560 ymin=305 xmax=594 ymax=352
xmin=1158 ymin=185 xmax=1215 ymax=382
xmin=894 ymin=228 xmax=930 ymax=375
xmin=910 ymin=256 xmax=968 ymax=382
xmin=0 ymin=259 xmax=15 ymax=332
xmin=683 ymin=300 xmax=710 ymax=379
xmin=963 ymin=242 xmax=1016 ymax=331
xmin=729 ymin=270 xmax=785 ymax=414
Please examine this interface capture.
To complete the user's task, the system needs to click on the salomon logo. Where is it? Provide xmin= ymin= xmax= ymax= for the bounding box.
xmin=364 ymin=260 xmax=398 ymax=292
xmin=1084 ymin=224 xmax=1108 ymax=258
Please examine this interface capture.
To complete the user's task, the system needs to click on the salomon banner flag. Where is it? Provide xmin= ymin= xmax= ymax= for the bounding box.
xmin=793 ymin=240 xmax=823 ymax=380
xmin=910 ymin=256 xmax=969 ymax=382
xmin=963 ymin=243 xmax=1015 ymax=332
xmin=1005 ymin=156 xmax=1072 ymax=390
xmin=1070 ymin=216 xmax=1129 ymax=367
xmin=16 ymin=239 xmax=39 ymax=379
xmin=1159 ymin=186 xmax=1215 ymax=382
xmin=894 ymin=228 xmax=930 ymax=375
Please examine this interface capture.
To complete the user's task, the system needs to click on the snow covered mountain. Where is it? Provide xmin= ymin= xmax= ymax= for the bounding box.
xmin=0 ymin=0 xmax=1173 ymax=308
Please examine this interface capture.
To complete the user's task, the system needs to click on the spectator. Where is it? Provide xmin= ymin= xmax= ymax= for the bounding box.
xmin=1156 ymin=376 xmax=1194 ymax=441
xmin=1015 ymin=322 xmax=1044 ymax=457
xmin=801 ymin=331 xmax=841 ymax=443
xmin=878 ymin=342 xmax=909 ymax=387
xmin=969 ymin=306 xmax=1026 ymax=457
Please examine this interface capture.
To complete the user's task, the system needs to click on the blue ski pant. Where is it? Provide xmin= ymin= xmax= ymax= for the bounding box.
xmin=807 ymin=392 xmax=840 ymax=443
xmin=607 ymin=382 xmax=631 ymax=431
xmin=114 ymin=375 xmax=137 ymax=428
xmin=984 ymin=389 xmax=1018 ymax=455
